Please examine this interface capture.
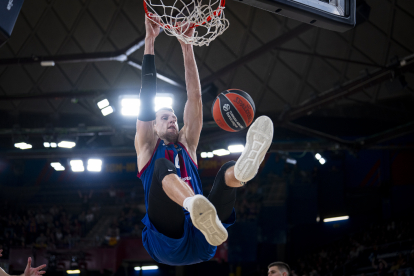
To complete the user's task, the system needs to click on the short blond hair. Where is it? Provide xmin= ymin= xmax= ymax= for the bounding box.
xmin=156 ymin=107 xmax=175 ymax=113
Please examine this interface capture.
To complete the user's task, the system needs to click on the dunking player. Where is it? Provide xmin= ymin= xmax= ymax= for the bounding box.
xmin=135 ymin=16 xmax=274 ymax=266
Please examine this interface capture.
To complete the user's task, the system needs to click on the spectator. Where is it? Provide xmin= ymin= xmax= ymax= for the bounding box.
xmin=108 ymin=185 xmax=116 ymax=204
xmin=78 ymin=190 xmax=93 ymax=211
xmin=131 ymin=224 xmax=142 ymax=238
xmin=104 ymin=224 xmax=120 ymax=246
xmin=372 ymin=259 xmax=388 ymax=276
xmin=35 ymin=233 xmax=47 ymax=248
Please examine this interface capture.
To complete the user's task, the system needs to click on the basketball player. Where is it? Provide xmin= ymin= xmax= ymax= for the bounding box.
xmin=135 ymin=16 xmax=274 ymax=265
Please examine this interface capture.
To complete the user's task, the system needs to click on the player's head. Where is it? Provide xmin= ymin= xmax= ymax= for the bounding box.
xmin=154 ymin=107 xmax=179 ymax=143
xmin=268 ymin=262 xmax=291 ymax=276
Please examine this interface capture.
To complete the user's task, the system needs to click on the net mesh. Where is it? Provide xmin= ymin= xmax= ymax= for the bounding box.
xmin=144 ymin=0 xmax=229 ymax=46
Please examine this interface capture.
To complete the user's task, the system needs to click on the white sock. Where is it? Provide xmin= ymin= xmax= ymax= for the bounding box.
xmin=183 ymin=196 xmax=195 ymax=211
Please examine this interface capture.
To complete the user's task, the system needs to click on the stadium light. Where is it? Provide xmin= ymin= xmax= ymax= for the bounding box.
xmin=315 ymin=153 xmax=321 ymax=160
xmin=66 ymin=270 xmax=80 ymax=274
xmin=101 ymin=106 xmax=114 ymax=116
xmin=87 ymin=159 xmax=102 ymax=172
xmin=96 ymin=98 xmax=114 ymax=116
xmin=201 ymin=152 xmax=214 ymax=158
xmin=286 ymin=158 xmax=297 ymax=165
xmin=121 ymin=98 xmax=140 ymax=116
xmin=44 ymin=142 xmax=50 ymax=148
xmin=70 ymin=160 xmax=84 ymax=172
xmin=58 ymin=141 xmax=76 ymax=148
xmin=323 ymin=216 xmax=349 ymax=223
xmin=213 ymin=149 xmax=230 ymax=156
xmin=134 ymin=266 xmax=159 ymax=271
xmin=154 ymin=96 xmax=173 ymax=112
xmin=97 ymin=99 xmax=110 ymax=109
xmin=14 ymin=142 xmax=32 ymax=150
xmin=50 ymin=162 xmax=65 ymax=171
xmin=51 ymin=142 xmax=57 ymax=148
xmin=228 ymin=145 xmax=244 ymax=153
xmin=319 ymin=158 xmax=326 ymax=165
xmin=120 ymin=95 xmax=173 ymax=117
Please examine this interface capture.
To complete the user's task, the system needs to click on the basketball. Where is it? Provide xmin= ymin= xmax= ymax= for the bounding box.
xmin=212 ymin=89 xmax=256 ymax=132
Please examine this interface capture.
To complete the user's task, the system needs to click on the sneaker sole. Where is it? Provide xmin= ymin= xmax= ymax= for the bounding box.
xmin=234 ymin=116 xmax=274 ymax=182
xmin=189 ymin=195 xmax=228 ymax=246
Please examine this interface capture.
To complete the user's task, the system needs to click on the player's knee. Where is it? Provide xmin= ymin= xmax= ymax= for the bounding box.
xmin=218 ymin=160 xmax=236 ymax=176
xmin=154 ymin=158 xmax=177 ymax=182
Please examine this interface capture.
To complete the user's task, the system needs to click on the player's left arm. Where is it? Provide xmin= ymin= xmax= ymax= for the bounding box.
xmin=180 ymin=39 xmax=203 ymax=153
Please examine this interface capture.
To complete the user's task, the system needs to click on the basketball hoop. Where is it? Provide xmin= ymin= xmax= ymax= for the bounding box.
xmin=143 ymin=0 xmax=229 ymax=46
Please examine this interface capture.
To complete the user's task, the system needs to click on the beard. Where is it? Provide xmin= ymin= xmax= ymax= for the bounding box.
xmin=160 ymin=130 xmax=179 ymax=143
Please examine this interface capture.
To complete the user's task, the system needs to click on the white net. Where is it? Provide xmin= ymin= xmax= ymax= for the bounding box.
xmin=144 ymin=0 xmax=230 ymax=46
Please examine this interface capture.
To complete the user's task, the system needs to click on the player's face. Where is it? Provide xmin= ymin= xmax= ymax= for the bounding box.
xmin=268 ymin=266 xmax=285 ymax=276
xmin=155 ymin=111 xmax=179 ymax=142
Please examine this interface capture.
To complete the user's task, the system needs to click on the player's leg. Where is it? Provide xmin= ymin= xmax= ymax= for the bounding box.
xmin=207 ymin=161 xmax=240 ymax=222
xmin=208 ymin=116 xmax=274 ymax=222
xmin=234 ymin=116 xmax=274 ymax=182
xmin=148 ymin=158 xmax=194 ymax=239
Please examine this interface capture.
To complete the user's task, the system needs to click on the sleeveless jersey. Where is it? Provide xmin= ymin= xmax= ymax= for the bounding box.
xmin=137 ymin=139 xmax=235 ymax=265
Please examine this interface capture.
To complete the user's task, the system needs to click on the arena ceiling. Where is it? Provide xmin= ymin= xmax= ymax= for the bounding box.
xmin=0 ymin=0 xmax=413 ymax=157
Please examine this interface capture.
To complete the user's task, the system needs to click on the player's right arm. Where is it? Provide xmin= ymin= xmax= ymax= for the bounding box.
xmin=135 ymin=16 xmax=161 ymax=168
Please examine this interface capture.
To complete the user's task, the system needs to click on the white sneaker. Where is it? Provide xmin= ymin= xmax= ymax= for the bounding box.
xmin=187 ymin=195 xmax=228 ymax=246
xmin=234 ymin=116 xmax=274 ymax=183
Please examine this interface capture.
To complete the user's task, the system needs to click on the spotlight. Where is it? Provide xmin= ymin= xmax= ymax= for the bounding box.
xmin=70 ymin=160 xmax=84 ymax=172
xmin=207 ymin=152 xmax=213 ymax=158
xmin=50 ymin=162 xmax=65 ymax=171
xmin=50 ymin=142 xmax=57 ymax=148
xmin=101 ymin=106 xmax=114 ymax=116
xmin=95 ymin=96 xmax=114 ymax=116
xmin=58 ymin=141 xmax=76 ymax=149
xmin=154 ymin=96 xmax=173 ymax=112
xmin=120 ymin=94 xmax=173 ymax=117
xmin=286 ymin=158 xmax=297 ymax=165
xmin=212 ymin=149 xmax=230 ymax=156
xmin=121 ymin=98 xmax=140 ymax=116
xmin=201 ymin=152 xmax=207 ymax=158
xmin=323 ymin=216 xmax=349 ymax=223
xmin=315 ymin=153 xmax=321 ymax=160
xmin=134 ymin=266 xmax=158 ymax=271
xmin=319 ymin=158 xmax=326 ymax=165
xmin=87 ymin=159 xmax=102 ymax=172
xmin=66 ymin=270 xmax=80 ymax=274
xmin=14 ymin=142 xmax=32 ymax=150
xmin=44 ymin=142 xmax=50 ymax=148
xmin=97 ymin=99 xmax=110 ymax=109
xmin=228 ymin=145 xmax=244 ymax=153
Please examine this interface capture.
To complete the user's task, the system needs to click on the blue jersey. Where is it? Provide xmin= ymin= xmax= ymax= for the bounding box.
xmin=138 ymin=138 xmax=235 ymax=265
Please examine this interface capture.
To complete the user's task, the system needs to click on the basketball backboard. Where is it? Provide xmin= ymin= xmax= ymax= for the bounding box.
xmin=234 ymin=0 xmax=356 ymax=32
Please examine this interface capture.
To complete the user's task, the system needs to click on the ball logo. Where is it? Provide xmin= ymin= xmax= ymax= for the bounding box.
xmin=7 ymin=0 xmax=14 ymax=10
xmin=223 ymin=104 xmax=230 ymax=112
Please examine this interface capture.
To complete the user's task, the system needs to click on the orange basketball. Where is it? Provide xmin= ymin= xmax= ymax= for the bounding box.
xmin=211 ymin=89 xmax=256 ymax=132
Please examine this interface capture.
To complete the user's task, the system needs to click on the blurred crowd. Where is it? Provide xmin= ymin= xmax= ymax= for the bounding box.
xmin=0 ymin=199 xmax=100 ymax=258
xmin=290 ymin=219 xmax=414 ymax=276
xmin=103 ymin=201 xmax=146 ymax=246
xmin=235 ymin=181 xmax=263 ymax=222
